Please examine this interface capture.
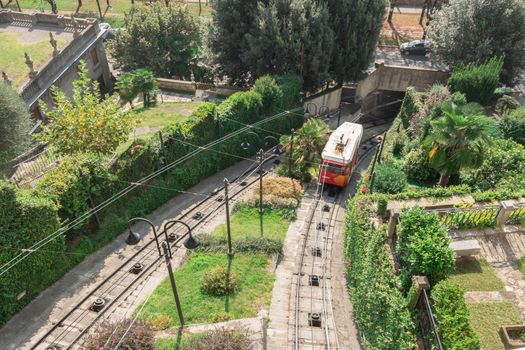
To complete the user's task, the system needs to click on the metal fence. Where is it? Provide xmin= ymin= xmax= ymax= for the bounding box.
xmin=425 ymin=205 xmax=501 ymax=230
xmin=415 ymin=289 xmax=444 ymax=350
xmin=507 ymin=203 xmax=525 ymax=225
xmin=10 ymin=147 xmax=60 ymax=185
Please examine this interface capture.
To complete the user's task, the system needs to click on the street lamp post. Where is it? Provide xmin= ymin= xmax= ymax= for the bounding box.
xmin=125 ymin=218 xmax=200 ymax=327
xmin=257 ymin=149 xmax=264 ymax=237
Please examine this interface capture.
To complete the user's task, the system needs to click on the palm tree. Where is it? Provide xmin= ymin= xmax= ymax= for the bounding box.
xmin=423 ymin=101 xmax=496 ymax=186
xmin=281 ymin=118 xmax=330 ymax=177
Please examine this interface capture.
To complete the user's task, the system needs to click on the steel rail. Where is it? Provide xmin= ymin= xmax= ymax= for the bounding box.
xmin=31 ymin=155 xmax=277 ymax=350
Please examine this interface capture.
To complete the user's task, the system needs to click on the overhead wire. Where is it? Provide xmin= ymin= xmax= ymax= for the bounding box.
xmin=0 ymin=107 xmax=302 ymax=278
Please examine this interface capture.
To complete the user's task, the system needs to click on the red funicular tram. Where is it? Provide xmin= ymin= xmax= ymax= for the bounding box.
xmin=318 ymin=122 xmax=363 ymax=187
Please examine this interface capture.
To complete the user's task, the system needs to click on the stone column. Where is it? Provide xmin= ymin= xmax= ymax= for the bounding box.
xmin=387 ymin=208 xmax=400 ymax=242
xmin=496 ymin=200 xmax=517 ymax=227
xmin=409 ymin=275 xmax=430 ymax=309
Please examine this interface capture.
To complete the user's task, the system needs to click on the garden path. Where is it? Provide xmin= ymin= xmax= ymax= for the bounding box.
xmin=454 ymin=229 xmax=525 ymax=321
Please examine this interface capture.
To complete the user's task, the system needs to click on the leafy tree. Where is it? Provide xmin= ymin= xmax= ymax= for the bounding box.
xmin=427 ymin=0 xmax=525 ymax=84
xmin=210 ymin=0 xmax=261 ymax=84
xmin=423 ymin=101 xmax=496 ymax=186
xmin=116 ymin=69 xmax=157 ymax=107
xmin=37 ymin=61 xmax=137 ymax=156
xmin=109 ymin=3 xmax=200 ymax=79
xmin=245 ymin=0 xmax=334 ymax=91
xmin=252 ymin=76 xmax=283 ymax=116
xmin=326 ymin=0 xmax=387 ymax=83
xmin=0 ymin=82 xmax=31 ymax=165
xmin=448 ymin=57 xmax=503 ymax=105
xmin=115 ymin=72 xmax=137 ymax=106
xmin=280 ymin=118 xmax=330 ymax=178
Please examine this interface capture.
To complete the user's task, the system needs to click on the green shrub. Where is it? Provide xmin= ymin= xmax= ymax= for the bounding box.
xmin=275 ymin=74 xmax=303 ymax=110
xmin=398 ymin=207 xmax=455 ymax=288
xmin=199 ymin=266 xmax=239 ymax=296
xmin=183 ymin=328 xmax=253 ymax=350
xmin=399 ymin=87 xmax=423 ymax=130
xmin=149 ymin=315 xmax=172 ymax=331
xmin=460 ymin=138 xmax=525 ymax=191
xmin=432 ymin=280 xmax=481 ymax=350
xmin=345 ymin=200 xmax=416 ymax=350
xmin=403 ymin=147 xmax=437 ymax=182
xmin=493 ymin=86 xmax=513 ymax=99
xmin=448 ymin=91 xmax=468 ymax=106
xmin=448 ymin=57 xmax=504 ymax=105
xmin=373 ymin=163 xmax=407 ymax=194
xmin=0 ymin=181 xmax=64 ymax=325
xmin=253 ymin=76 xmax=283 ymax=116
xmin=495 ymin=95 xmax=521 ymax=115
xmin=500 ymin=108 xmax=525 ymax=145
xmin=83 ymin=320 xmax=155 ymax=350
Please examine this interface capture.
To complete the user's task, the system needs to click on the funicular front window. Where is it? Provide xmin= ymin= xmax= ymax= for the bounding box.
xmin=324 ymin=163 xmax=345 ymax=175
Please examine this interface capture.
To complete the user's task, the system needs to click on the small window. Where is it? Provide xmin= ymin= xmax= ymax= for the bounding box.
xmin=90 ymin=48 xmax=99 ymax=66
xmin=323 ymin=163 xmax=345 ymax=175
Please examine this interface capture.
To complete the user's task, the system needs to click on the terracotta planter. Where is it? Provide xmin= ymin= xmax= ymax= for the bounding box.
xmin=500 ymin=324 xmax=525 ymax=349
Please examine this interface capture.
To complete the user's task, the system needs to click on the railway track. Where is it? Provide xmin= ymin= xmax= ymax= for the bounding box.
xmin=291 ymin=128 xmax=385 ymax=350
xmin=30 ymin=153 xmax=278 ymax=350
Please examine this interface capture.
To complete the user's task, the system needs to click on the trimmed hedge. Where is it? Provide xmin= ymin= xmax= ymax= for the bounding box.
xmin=0 ymin=181 xmax=65 ymax=324
xmin=345 ymin=198 xmax=416 ymax=350
xmin=398 ymin=208 xmax=455 ymax=289
xmin=432 ymin=280 xmax=481 ymax=350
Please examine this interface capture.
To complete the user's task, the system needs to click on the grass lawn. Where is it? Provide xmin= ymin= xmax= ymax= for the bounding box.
xmin=467 ymin=301 xmax=522 ymax=350
xmin=0 ymin=33 xmax=66 ymax=88
xmin=139 ymin=253 xmax=274 ymax=327
xmin=14 ymin=0 xmax=212 ymax=18
xmin=134 ymin=102 xmax=200 ymax=129
xmin=116 ymin=102 xmax=201 ymax=154
xmin=206 ymin=205 xmax=291 ymax=241
xmin=448 ymin=257 xmax=505 ymax=292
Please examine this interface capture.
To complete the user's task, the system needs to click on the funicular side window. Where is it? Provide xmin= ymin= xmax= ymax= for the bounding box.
xmin=324 ymin=163 xmax=345 ymax=175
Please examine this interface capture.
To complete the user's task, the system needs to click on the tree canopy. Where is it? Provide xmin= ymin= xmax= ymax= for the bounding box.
xmin=109 ymin=2 xmax=200 ymax=79
xmin=0 ymin=82 xmax=31 ymax=165
xmin=211 ymin=0 xmax=386 ymax=90
xmin=37 ymin=62 xmax=137 ymax=156
xmin=427 ymin=0 xmax=525 ymax=84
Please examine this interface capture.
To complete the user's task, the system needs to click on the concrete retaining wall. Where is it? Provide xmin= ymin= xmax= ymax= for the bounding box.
xmin=304 ymin=86 xmax=342 ymax=114
xmin=156 ymin=78 xmax=244 ymax=96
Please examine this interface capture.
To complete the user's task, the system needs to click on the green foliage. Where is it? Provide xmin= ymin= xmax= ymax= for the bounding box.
xmin=460 ymin=138 xmax=525 ymax=191
xmin=245 ymin=0 xmax=334 ymax=91
xmin=398 ymin=208 xmax=455 ymax=288
xmin=83 ymin=320 xmax=155 ymax=350
xmin=200 ymin=266 xmax=239 ymax=296
xmin=37 ymin=61 xmax=137 ymax=155
xmin=253 ymin=76 xmax=283 ymax=116
xmin=499 ymin=108 xmax=525 ymax=145
xmin=493 ymin=86 xmax=513 ymax=98
xmin=210 ymin=0 xmax=259 ymax=83
xmin=495 ymin=95 xmax=521 ymax=115
xmin=399 ymin=87 xmax=422 ymax=131
xmin=109 ymin=2 xmax=200 ymax=78
xmin=345 ymin=200 xmax=416 ymax=350
xmin=34 ymin=154 xmax=114 ymax=226
xmin=0 ymin=82 xmax=31 ymax=164
xmin=373 ymin=163 xmax=407 ymax=194
xmin=403 ymin=147 xmax=437 ymax=182
xmin=432 ymin=280 xmax=481 ymax=350
xmin=117 ymin=69 xmax=158 ymax=107
xmin=448 ymin=57 xmax=504 ymax=104
xmin=327 ymin=0 xmax=387 ymax=83
xmin=0 ymin=181 xmax=64 ymax=325
xmin=275 ymin=75 xmax=303 ymax=109
xmin=423 ymin=101 xmax=497 ymax=186
xmin=428 ymin=0 xmax=525 ymax=84
xmin=183 ymin=328 xmax=254 ymax=350
xmin=280 ymin=118 xmax=330 ymax=179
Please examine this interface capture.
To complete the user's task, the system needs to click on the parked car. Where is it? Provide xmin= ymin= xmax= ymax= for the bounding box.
xmin=400 ymin=40 xmax=431 ymax=56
